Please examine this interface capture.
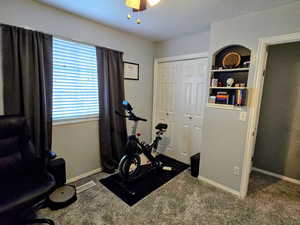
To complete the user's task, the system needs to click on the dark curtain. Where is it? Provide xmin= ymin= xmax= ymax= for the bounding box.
xmin=1 ymin=24 xmax=53 ymax=160
xmin=96 ymin=47 xmax=127 ymax=173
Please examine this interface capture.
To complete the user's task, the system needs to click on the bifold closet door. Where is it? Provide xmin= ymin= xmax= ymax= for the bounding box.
xmin=155 ymin=61 xmax=180 ymax=160
xmin=155 ymin=58 xmax=208 ymax=164
xmin=177 ymin=59 xmax=207 ymax=163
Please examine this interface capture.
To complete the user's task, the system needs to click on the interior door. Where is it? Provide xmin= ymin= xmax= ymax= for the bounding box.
xmin=177 ymin=58 xmax=208 ymax=163
xmin=155 ymin=62 xmax=180 ymax=159
xmin=155 ymin=57 xmax=208 ymax=163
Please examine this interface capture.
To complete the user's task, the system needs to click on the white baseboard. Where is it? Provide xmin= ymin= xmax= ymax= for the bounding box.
xmin=198 ymin=176 xmax=241 ymax=198
xmin=66 ymin=168 xmax=102 ymax=184
xmin=252 ymin=167 xmax=300 ymax=186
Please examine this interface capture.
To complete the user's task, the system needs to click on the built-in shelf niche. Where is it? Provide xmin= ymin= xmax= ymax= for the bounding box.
xmin=208 ymin=45 xmax=251 ymax=109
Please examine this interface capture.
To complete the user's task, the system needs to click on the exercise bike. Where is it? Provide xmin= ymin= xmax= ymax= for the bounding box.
xmin=116 ymin=101 xmax=172 ymax=182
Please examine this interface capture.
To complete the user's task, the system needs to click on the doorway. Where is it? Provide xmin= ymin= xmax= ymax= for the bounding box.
xmin=253 ymin=42 xmax=300 ymax=181
xmin=248 ymin=42 xmax=300 ymax=196
xmin=241 ymin=33 xmax=300 ymax=198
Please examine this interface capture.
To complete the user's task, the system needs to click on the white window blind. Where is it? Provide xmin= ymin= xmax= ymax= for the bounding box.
xmin=53 ymin=38 xmax=99 ymax=121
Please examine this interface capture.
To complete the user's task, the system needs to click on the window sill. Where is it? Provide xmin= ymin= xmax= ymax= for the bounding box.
xmin=53 ymin=116 xmax=99 ymax=126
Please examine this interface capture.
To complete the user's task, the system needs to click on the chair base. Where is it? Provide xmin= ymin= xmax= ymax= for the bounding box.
xmin=1 ymin=203 xmax=56 ymax=225
xmin=22 ymin=218 xmax=55 ymax=225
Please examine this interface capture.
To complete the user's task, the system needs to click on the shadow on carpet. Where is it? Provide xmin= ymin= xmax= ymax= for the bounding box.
xmin=100 ymin=155 xmax=189 ymax=206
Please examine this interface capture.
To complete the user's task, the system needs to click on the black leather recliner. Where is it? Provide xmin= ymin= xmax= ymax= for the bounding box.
xmin=0 ymin=116 xmax=56 ymax=225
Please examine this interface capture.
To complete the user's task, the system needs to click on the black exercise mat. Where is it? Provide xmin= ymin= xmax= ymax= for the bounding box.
xmin=99 ymin=154 xmax=189 ymax=206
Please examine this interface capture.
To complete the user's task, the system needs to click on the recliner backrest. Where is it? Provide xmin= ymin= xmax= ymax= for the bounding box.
xmin=0 ymin=116 xmax=37 ymax=179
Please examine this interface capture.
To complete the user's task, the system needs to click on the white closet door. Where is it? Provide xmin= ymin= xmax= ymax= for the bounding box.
xmin=155 ymin=58 xmax=207 ymax=163
xmin=177 ymin=59 xmax=207 ymax=163
xmin=155 ymin=62 xmax=180 ymax=159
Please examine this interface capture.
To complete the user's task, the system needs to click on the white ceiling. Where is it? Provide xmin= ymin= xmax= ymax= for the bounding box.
xmin=36 ymin=0 xmax=299 ymax=41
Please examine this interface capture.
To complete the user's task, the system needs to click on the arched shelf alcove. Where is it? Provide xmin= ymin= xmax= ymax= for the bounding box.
xmin=213 ymin=45 xmax=251 ymax=69
xmin=207 ymin=45 xmax=251 ymax=110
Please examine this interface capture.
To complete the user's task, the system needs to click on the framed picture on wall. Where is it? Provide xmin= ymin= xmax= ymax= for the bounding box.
xmin=124 ymin=62 xmax=139 ymax=80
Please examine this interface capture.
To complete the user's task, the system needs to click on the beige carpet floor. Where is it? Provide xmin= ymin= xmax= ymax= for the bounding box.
xmin=39 ymin=171 xmax=300 ymax=225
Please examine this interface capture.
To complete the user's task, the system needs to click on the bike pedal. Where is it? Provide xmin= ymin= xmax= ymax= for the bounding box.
xmin=129 ymin=191 xmax=136 ymax=196
xmin=162 ymin=166 xmax=173 ymax=171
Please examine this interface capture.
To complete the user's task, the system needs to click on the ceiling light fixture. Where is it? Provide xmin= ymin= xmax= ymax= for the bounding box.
xmin=148 ymin=0 xmax=161 ymax=7
xmin=125 ymin=0 xmax=161 ymax=24
xmin=125 ymin=0 xmax=142 ymax=10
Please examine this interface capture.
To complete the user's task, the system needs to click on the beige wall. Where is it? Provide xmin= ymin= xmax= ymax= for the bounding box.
xmin=53 ymin=121 xmax=100 ymax=178
xmin=0 ymin=0 xmax=155 ymax=179
xmin=155 ymin=30 xmax=210 ymax=58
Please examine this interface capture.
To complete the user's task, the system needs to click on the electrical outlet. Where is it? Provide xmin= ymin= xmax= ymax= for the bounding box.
xmin=234 ymin=166 xmax=240 ymax=176
xmin=239 ymin=111 xmax=247 ymax=121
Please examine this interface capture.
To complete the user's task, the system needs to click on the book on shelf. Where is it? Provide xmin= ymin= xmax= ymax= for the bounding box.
xmin=236 ymin=89 xmax=247 ymax=106
xmin=208 ymin=96 xmax=216 ymax=104
xmin=216 ymin=92 xmax=229 ymax=104
xmin=210 ymin=90 xmax=247 ymax=106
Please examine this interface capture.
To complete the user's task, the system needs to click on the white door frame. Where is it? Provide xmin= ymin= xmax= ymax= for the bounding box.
xmin=240 ymin=32 xmax=300 ymax=199
xmin=152 ymin=52 xmax=209 ymax=140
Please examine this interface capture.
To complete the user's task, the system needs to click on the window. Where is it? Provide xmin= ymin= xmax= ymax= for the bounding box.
xmin=52 ymin=38 xmax=99 ymax=121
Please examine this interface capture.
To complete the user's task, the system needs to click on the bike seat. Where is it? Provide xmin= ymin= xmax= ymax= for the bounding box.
xmin=155 ymin=123 xmax=168 ymax=130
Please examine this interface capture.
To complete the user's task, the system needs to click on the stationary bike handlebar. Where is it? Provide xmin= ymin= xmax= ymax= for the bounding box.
xmin=115 ymin=101 xmax=147 ymax=122
xmin=115 ymin=110 xmax=127 ymax=118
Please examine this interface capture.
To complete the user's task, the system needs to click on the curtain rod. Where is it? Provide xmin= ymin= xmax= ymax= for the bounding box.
xmin=0 ymin=23 xmax=124 ymax=54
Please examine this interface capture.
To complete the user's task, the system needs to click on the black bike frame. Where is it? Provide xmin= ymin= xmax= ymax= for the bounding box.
xmin=118 ymin=102 xmax=165 ymax=167
xmin=125 ymin=133 xmax=161 ymax=165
